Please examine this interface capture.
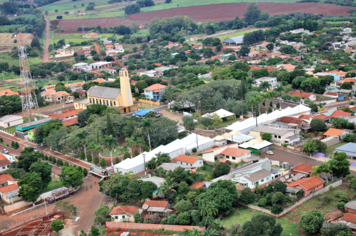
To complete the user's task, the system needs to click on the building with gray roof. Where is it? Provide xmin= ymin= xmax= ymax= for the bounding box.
xmin=336 ymin=143 xmax=356 ymax=159
xmin=223 ymin=36 xmax=244 ymax=45
xmin=87 ymin=86 xmax=121 ymax=100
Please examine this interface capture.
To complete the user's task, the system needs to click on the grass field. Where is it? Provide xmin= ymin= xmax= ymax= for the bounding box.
xmin=51 ymin=33 xmax=120 ymax=44
xmin=5 ymin=126 xmax=17 ymax=133
xmin=101 ymin=147 xmax=126 ymax=157
xmin=40 ymin=0 xmax=111 ymax=12
xmin=43 ymin=180 xmax=64 ymax=193
xmin=325 ymin=142 xmax=347 ymax=157
xmin=221 ymin=206 xmax=301 ymax=236
xmin=46 ymin=8 xmax=126 ymax=21
xmin=0 ymin=33 xmax=33 ymax=51
xmin=218 ymin=29 xmax=260 ymax=41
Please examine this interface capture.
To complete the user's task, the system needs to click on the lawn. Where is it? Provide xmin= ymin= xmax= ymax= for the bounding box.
xmin=5 ymin=126 xmax=17 ymax=133
xmin=45 ymin=8 xmax=125 ymax=21
xmin=41 ymin=0 xmax=111 ymax=12
xmin=218 ymin=29 xmax=260 ymax=41
xmin=51 ymin=33 xmax=120 ymax=44
xmin=221 ymin=206 xmax=301 ymax=236
xmin=101 ymin=147 xmax=126 ymax=158
xmin=43 ymin=180 xmax=64 ymax=193
xmin=325 ymin=142 xmax=347 ymax=157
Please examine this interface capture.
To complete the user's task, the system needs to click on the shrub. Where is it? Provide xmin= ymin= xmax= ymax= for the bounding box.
xmin=296 ymin=189 xmax=304 ymax=198
xmin=143 ymin=145 xmax=149 ymax=152
xmin=337 ymin=202 xmax=345 ymax=211
xmin=124 ymin=152 xmax=130 ymax=159
xmin=350 ymin=101 xmax=355 ymax=105
xmin=134 ymin=149 xmax=139 ymax=156
xmin=240 ymin=187 xmax=256 ymax=204
xmin=257 ymin=198 xmax=267 ymax=207
xmin=339 ymin=194 xmax=349 ymax=203
xmin=272 ymin=192 xmax=285 ymax=204
xmin=64 ymin=161 xmax=69 ymax=167
xmin=192 ymin=148 xmax=197 ymax=153
xmin=115 ymin=157 xmax=120 ymax=164
xmin=174 ymin=200 xmax=193 ymax=213
xmin=271 ymin=204 xmax=283 ymax=214
xmin=299 ymin=210 xmax=324 ymax=234
xmin=93 ymin=156 xmax=99 ymax=164
xmin=83 ymin=168 xmax=88 ymax=177
xmin=79 ymin=151 xmax=85 ymax=160
xmin=86 ymin=154 xmax=92 ymax=162
xmin=99 ymin=159 xmax=106 ymax=167
xmin=212 ymin=162 xmax=230 ymax=178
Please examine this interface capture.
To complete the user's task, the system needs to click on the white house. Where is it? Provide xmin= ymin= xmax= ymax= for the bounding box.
xmin=0 ymin=115 xmax=23 ymax=128
xmin=252 ymin=126 xmax=300 ymax=145
xmin=109 ymin=206 xmax=141 ymax=222
xmin=202 ymin=144 xmax=252 ymax=163
xmin=171 ymin=154 xmax=203 ymax=168
xmin=114 ymin=43 xmax=124 ymax=52
xmin=255 ymin=77 xmax=279 ymax=90
xmin=0 ymin=154 xmax=13 ymax=173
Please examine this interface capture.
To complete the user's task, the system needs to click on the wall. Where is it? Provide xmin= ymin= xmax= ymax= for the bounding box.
xmin=138 ymin=99 xmax=160 ymax=106
xmin=4 ymin=200 xmax=32 ymax=213
xmin=239 ymin=180 xmax=342 ymax=218
xmin=106 ymin=221 xmax=204 ymax=232
xmin=321 ymin=136 xmax=340 ymax=147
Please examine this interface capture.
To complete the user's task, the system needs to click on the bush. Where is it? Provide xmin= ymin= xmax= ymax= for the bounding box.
xmin=99 ymin=159 xmax=106 ymax=167
xmin=124 ymin=152 xmax=130 ymax=159
xmin=143 ymin=145 xmax=149 ymax=152
xmin=93 ymin=156 xmax=99 ymax=164
xmin=79 ymin=151 xmax=85 ymax=160
xmin=296 ymin=189 xmax=304 ymax=198
xmin=115 ymin=157 xmax=120 ymax=164
xmin=339 ymin=194 xmax=349 ymax=203
xmin=87 ymin=154 xmax=92 ymax=162
xmin=83 ymin=168 xmax=88 ymax=177
xmin=192 ymin=148 xmax=197 ymax=153
xmin=134 ymin=149 xmax=139 ymax=157
xmin=272 ymin=192 xmax=285 ymax=204
xmin=350 ymin=101 xmax=355 ymax=105
xmin=64 ymin=161 xmax=69 ymax=167
xmin=257 ymin=198 xmax=267 ymax=207
xmin=261 ymin=133 xmax=272 ymax=141
xmin=299 ymin=210 xmax=324 ymax=234
xmin=337 ymin=202 xmax=345 ymax=211
xmin=271 ymin=204 xmax=283 ymax=214
xmin=212 ymin=162 xmax=230 ymax=178
xmin=240 ymin=187 xmax=256 ymax=204
xmin=174 ymin=200 xmax=193 ymax=213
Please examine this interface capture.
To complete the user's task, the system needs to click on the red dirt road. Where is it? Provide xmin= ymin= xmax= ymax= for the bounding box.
xmin=43 ymin=17 xmax=50 ymax=63
xmin=93 ymin=42 xmax=101 ymax=55
xmin=127 ymin=2 xmax=351 ymax=23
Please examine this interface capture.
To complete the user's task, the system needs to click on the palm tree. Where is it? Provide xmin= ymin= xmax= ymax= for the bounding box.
xmin=247 ymin=97 xmax=256 ymax=117
xmin=135 ymin=137 xmax=145 ymax=153
xmin=157 ymin=177 xmax=178 ymax=200
xmin=125 ymin=137 xmax=136 ymax=158
xmin=94 ymin=144 xmax=103 ymax=161
xmin=275 ymin=84 xmax=284 ymax=100
xmin=141 ymin=118 xmax=153 ymax=151
xmin=102 ymin=135 xmax=117 ymax=167
xmin=76 ymin=130 xmax=88 ymax=160
xmin=311 ymin=162 xmax=330 ymax=183
xmin=200 ymin=202 xmax=219 ymax=217
xmin=259 ymin=81 xmax=271 ymax=92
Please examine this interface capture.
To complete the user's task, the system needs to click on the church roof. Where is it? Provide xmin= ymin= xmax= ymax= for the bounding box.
xmin=87 ymin=86 xmax=121 ymax=99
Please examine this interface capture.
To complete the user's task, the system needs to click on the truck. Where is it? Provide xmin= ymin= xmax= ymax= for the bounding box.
xmin=90 ymin=164 xmax=110 ymax=180
xmin=46 ymin=186 xmax=79 ymax=203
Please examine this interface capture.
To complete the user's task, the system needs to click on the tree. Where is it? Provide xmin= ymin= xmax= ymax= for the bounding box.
xmin=321 ymin=223 xmax=352 ymax=236
xmin=312 ymin=162 xmax=330 ymax=183
xmin=243 ymin=3 xmax=261 ymax=25
xmin=93 ymin=156 xmax=99 ymax=165
xmin=271 ymin=204 xmax=283 ymax=214
xmin=212 ymin=162 xmax=230 ymax=178
xmin=31 ymin=37 xmax=41 ymax=51
xmin=272 ymin=192 xmax=285 ymax=204
xmin=329 ymin=152 xmax=350 ymax=178
xmin=140 ymin=181 xmax=157 ymax=199
xmin=94 ymin=205 xmax=110 ymax=224
xmin=240 ymin=187 xmax=256 ymax=204
xmin=134 ymin=210 xmax=142 ymax=223
xmin=91 ymin=225 xmax=100 ymax=236
xmin=261 ymin=133 xmax=272 ymax=141
xmin=51 ymin=220 xmax=64 ymax=233
xmin=267 ymin=180 xmax=287 ymax=193
xmin=18 ymin=172 xmax=43 ymax=204
xmin=266 ymin=43 xmax=274 ymax=51
xmin=341 ymin=82 xmax=352 ymax=90
xmin=29 ymin=162 xmax=52 ymax=190
xmin=299 ymin=210 xmax=324 ymax=234
xmin=59 ymin=166 xmax=84 ymax=188
xmin=177 ymin=212 xmax=191 ymax=225
xmin=99 ymin=159 xmax=106 ymax=167
xmin=310 ymin=118 xmax=327 ymax=131
xmin=56 ymin=15 xmax=63 ymax=20
xmin=83 ymin=168 xmax=88 ymax=177
xmin=125 ymin=137 xmax=136 ymax=158
xmin=141 ymin=118 xmax=153 ymax=151
xmin=102 ymin=135 xmax=117 ymax=167
xmin=242 ymin=214 xmax=283 ymax=236
xmin=303 ymin=138 xmax=318 ymax=157
xmin=18 ymin=148 xmax=40 ymax=172
xmin=175 ymin=200 xmax=193 ymax=213
xmin=125 ymin=4 xmax=140 ymax=14
xmin=239 ymin=45 xmax=250 ymax=56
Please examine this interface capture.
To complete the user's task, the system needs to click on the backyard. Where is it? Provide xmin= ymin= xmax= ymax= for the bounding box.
xmin=325 ymin=142 xmax=347 ymax=157
xmin=221 ymin=206 xmax=301 ymax=236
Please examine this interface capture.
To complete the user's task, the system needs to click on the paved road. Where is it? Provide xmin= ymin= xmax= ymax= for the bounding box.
xmin=43 ymin=17 xmax=50 ymax=63
xmin=0 ymin=80 xmax=21 ymax=87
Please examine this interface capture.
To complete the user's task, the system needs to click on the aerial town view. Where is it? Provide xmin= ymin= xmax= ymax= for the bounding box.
xmin=3 ymin=0 xmax=356 ymax=235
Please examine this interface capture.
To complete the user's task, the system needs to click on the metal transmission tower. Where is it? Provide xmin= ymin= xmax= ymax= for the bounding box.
xmin=18 ymin=33 xmax=39 ymax=122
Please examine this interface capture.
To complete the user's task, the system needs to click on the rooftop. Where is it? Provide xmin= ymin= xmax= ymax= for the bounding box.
xmin=0 ymin=184 xmax=19 ymax=194
xmin=324 ymin=128 xmax=346 ymax=136
xmin=144 ymin=84 xmax=167 ymax=91
xmin=220 ymin=147 xmax=251 ymax=157
xmin=172 ymin=154 xmax=199 ymax=164
xmin=341 ymin=213 xmax=356 ymax=224
xmin=335 ymin=143 xmax=356 ymax=153
xmin=330 ymin=110 xmax=352 ymax=118
xmin=252 ymin=126 xmax=295 ymax=136
xmin=143 ymin=200 xmax=168 ymax=208
xmin=0 ymin=174 xmax=14 ymax=185
xmin=0 ymin=89 xmax=19 ymax=97
xmin=109 ymin=206 xmax=139 ymax=215
xmin=244 ymin=169 xmax=271 ymax=182
xmin=292 ymin=163 xmax=313 ymax=174
xmin=288 ymin=90 xmax=312 ymax=98
xmin=288 ymin=176 xmax=325 ymax=191
xmin=88 ymin=86 xmax=121 ymax=100
xmin=62 ymin=117 xmax=78 ymax=126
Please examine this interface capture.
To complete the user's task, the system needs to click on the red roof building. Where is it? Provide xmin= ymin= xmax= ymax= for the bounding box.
xmin=143 ymin=200 xmax=169 ymax=208
xmin=0 ymin=154 xmax=11 ymax=170
xmin=288 ymin=176 xmax=325 ymax=197
xmin=172 ymin=155 xmax=201 ymax=166
xmin=291 ymin=163 xmax=313 ymax=175
xmin=109 ymin=206 xmax=139 ymax=216
xmin=329 ymin=110 xmax=352 ymax=119
xmin=62 ymin=117 xmax=78 ymax=126
xmin=0 ymin=174 xmax=14 ymax=187
xmin=288 ymin=90 xmax=313 ymax=99
xmin=144 ymin=84 xmax=167 ymax=91
xmin=0 ymin=89 xmax=19 ymax=97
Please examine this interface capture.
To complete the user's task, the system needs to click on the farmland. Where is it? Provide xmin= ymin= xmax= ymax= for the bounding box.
xmin=0 ymin=33 xmax=33 ymax=51
xmin=218 ymin=29 xmax=260 ymax=41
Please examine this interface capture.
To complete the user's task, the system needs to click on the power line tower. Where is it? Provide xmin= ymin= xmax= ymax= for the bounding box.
xmin=18 ymin=33 xmax=39 ymax=122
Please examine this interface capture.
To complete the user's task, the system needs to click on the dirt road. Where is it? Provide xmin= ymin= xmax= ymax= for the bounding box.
xmin=43 ymin=17 xmax=50 ymax=63
xmin=93 ymin=42 xmax=100 ymax=55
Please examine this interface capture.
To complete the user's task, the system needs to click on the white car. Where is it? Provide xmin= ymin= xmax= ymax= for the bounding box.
xmin=2 ymin=149 xmax=9 ymax=154
xmin=65 ymin=100 xmax=73 ymax=104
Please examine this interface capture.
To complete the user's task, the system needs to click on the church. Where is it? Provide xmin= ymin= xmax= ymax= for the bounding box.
xmin=74 ymin=70 xmax=139 ymax=114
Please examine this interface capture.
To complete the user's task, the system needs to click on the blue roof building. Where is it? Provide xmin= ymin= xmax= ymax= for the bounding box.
xmin=335 ymin=143 xmax=356 ymax=159
xmin=133 ymin=109 xmax=156 ymax=117
xmin=223 ymin=36 xmax=244 ymax=46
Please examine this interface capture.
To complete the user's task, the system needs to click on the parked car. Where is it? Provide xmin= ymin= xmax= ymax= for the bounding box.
xmin=266 ymin=150 xmax=273 ymax=155
xmin=2 ymin=149 xmax=9 ymax=154
xmin=155 ymin=113 xmax=163 ymax=118
xmin=65 ymin=100 xmax=73 ymax=104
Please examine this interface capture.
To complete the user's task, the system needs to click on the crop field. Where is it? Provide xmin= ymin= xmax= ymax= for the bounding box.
xmin=40 ymin=0 xmax=110 ymax=12
xmin=127 ymin=2 xmax=351 ymax=23
xmin=0 ymin=33 xmax=33 ymax=51
xmin=46 ymin=8 xmax=126 ymax=21
xmin=218 ymin=29 xmax=260 ymax=41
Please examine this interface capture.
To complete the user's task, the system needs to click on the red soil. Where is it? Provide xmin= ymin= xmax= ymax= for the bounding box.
xmin=127 ymin=2 xmax=351 ymax=23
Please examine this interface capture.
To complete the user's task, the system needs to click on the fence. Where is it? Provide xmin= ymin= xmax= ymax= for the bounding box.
xmin=138 ymin=99 xmax=160 ymax=106
xmin=106 ymin=221 xmax=205 ymax=232
xmin=315 ymin=153 xmax=325 ymax=158
xmin=240 ymin=180 xmax=342 ymax=218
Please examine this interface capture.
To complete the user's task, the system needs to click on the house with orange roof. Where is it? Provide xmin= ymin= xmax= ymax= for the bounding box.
xmin=65 ymin=81 xmax=85 ymax=92
xmin=84 ymin=51 xmax=91 ymax=57
xmin=329 ymin=110 xmax=352 ymax=119
xmin=171 ymin=154 xmax=203 ymax=168
xmin=202 ymin=144 xmax=252 ymax=163
xmin=248 ymin=51 xmax=260 ymax=58
xmin=288 ymin=90 xmax=316 ymax=102
xmin=0 ymin=89 xmax=19 ymax=97
xmin=290 ymin=163 xmax=313 ymax=176
xmin=249 ymin=65 xmax=263 ymax=70
xmin=62 ymin=117 xmax=78 ymax=126
xmin=44 ymin=90 xmax=71 ymax=103
xmin=0 ymin=154 xmax=11 ymax=173
xmin=49 ymin=108 xmax=83 ymax=120
xmin=143 ymin=200 xmax=172 ymax=216
xmin=44 ymin=85 xmax=55 ymax=91
xmin=0 ymin=174 xmax=14 ymax=188
xmin=143 ymin=84 xmax=167 ymax=100
xmin=279 ymin=64 xmax=296 ymax=72
xmin=343 ymin=78 xmax=356 ymax=85
xmin=109 ymin=206 xmax=140 ymax=222
xmin=324 ymin=128 xmax=350 ymax=138
xmin=287 ymin=176 xmax=325 ymax=197
xmin=92 ymin=78 xmax=106 ymax=83
xmin=267 ymin=66 xmax=277 ymax=73
xmin=0 ymin=183 xmax=21 ymax=203
xmin=190 ymin=37 xmax=198 ymax=41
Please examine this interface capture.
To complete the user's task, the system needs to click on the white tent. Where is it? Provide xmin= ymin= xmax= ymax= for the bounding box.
xmin=202 ymin=109 xmax=235 ymax=119
xmin=226 ymin=105 xmax=311 ymax=134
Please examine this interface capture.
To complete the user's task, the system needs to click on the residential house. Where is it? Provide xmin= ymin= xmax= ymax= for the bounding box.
xmin=65 ymin=81 xmax=85 ymax=92
xmin=279 ymin=64 xmax=296 ymax=72
xmin=109 ymin=206 xmax=141 ymax=222
xmin=275 ymin=116 xmax=308 ymax=130
xmin=105 ymin=45 xmax=114 ymax=50
xmin=171 ymin=154 xmax=203 ymax=168
xmin=288 ymin=90 xmax=316 ymax=102
xmin=255 ymin=77 xmax=279 ymax=90
xmin=0 ymin=89 xmax=19 ymax=97
xmin=287 ymin=176 xmax=325 ymax=197
xmin=348 ymin=115 xmax=356 ymax=125
xmin=290 ymin=163 xmax=313 ymax=176
xmin=44 ymin=91 xmax=71 ymax=103
xmin=143 ymin=84 xmax=167 ymax=100
xmin=323 ymin=92 xmax=344 ymax=101
xmin=158 ymin=163 xmax=194 ymax=172
xmin=84 ymin=51 xmax=91 ymax=57
xmin=202 ymin=145 xmax=252 ymax=163
xmin=338 ymin=89 xmax=354 ymax=97
xmin=62 ymin=117 xmax=79 ymax=126
xmin=323 ymin=128 xmax=350 ymax=139
xmin=0 ymin=184 xmax=21 ymax=204
xmin=92 ymin=78 xmax=106 ymax=83
xmin=252 ymin=126 xmax=300 ymax=145
xmin=248 ymin=51 xmax=259 ymax=58
xmin=44 ymin=85 xmax=55 ymax=91
xmin=0 ymin=174 xmax=14 ymax=188
xmin=143 ymin=200 xmax=172 ymax=216
xmin=190 ymin=37 xmax=198 ymax=41
xmin=0 ymin=115 xmax=23 ymax=128
xmin=335 ymin=143 xmax=356 ymax=159
xmin=85 ymin=33 xmax=100 ymax=39
xmin=49 ymin=108 xmax=83 ymax=121
xmin=137 ymin=70 xmax=159 ymax=78
xmin=329 ymin=110 xmax=352 ymax=119
xmin=345 ymin=201 xmax=356 ymax=214
xmin=0 ymin=154 xmax=12 ymax=173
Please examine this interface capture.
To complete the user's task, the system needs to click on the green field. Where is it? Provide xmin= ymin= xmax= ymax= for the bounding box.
xmin=46 ymin=8 xmax=126 ymax=21
xmin=221 ymin=206 xmax=301 ymax=236
xmin=51 ymin=33 xmax=120 ymax=44
xmin=44 ymin=180 xmax=64 ymax=193
xmin=218 ymin=29 xmax=260 ymax=41
xmin=326 ymin=21 xmax=350 ymax=25
xmin=40 ymin=0 xmax=111 ymax=12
